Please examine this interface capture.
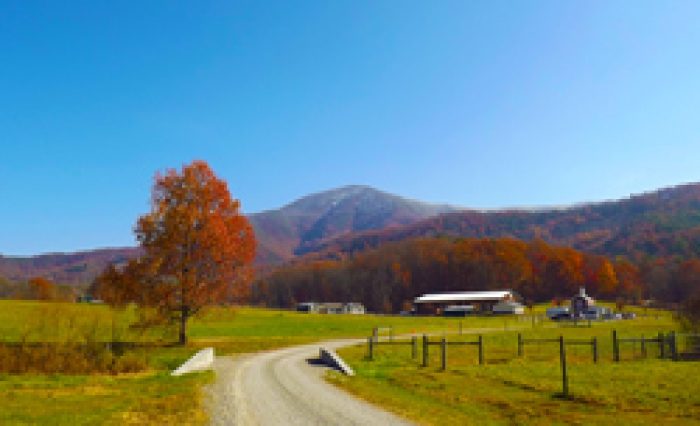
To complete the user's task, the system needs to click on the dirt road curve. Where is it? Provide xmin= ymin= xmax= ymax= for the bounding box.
xmin=206 ymin=339 xmax=413 ymax=426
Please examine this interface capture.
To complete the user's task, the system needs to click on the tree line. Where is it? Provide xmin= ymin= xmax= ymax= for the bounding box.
xmin=253 ymin=237 xmax=700 ymax=313
xmin=0 ymin=276 xmax=77 ymax=301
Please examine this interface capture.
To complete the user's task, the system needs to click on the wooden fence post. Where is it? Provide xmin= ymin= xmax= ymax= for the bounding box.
xmin=422 ymin=334 xmax=428 ymax=367
xmin=641 ymin=334 xmax=647 ymax=358
xmin=368 ymin=337 xmax=374 ymax=361
xmin=411 ymin=336 xmax=417 ymax=360
xmin=613 ymin=329 xmax=619 ymax=362
xmin=441 ymin=337 xmax=447 ymax=371
xmin=560 ymin=335 xmax=568 ymax=397
xmin=659 ymin=332 xmax=665 ymax=359
xmin=518 ymin=333 xmax=523 ymax=357
xmin=670 ymin=331 xmax=678 ymax=361
xmin=592 ymin=337 xmax=598 ymax=364
xmin=478 ymin=335 xmax=484 ymax=365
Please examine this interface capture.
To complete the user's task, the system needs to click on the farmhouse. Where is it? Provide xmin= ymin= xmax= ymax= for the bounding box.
xmin=414 ymin=290 xmax=523 ymax=315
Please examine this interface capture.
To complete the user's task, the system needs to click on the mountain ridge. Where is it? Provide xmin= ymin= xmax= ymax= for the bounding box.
xmin=4 ymin=182 xmax=700 ymax=286
xmin=304 ymin=182 xmax=700 ymax=261
xmin=0 ymin=185 xmax=455 ymax=284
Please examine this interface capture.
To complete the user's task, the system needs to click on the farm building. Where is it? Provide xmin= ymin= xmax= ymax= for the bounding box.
xmin=546 ymin=288 xmax=612 ymax=321
xmin=343 ymin=302 xmax=366 ymax=314
xmin=413 ymin=290 xmax=523 ymax=315
xmin=570 ymin=287 xmax=595 ymax=318
xmin=296 ymin=302 xmax=365 ymax=314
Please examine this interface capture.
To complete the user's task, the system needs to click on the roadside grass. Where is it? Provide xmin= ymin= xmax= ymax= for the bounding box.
xmin=0 ymin=371 xmax=211 ymax=425
xmin=330 ymin=315 xmax=700 ymax=425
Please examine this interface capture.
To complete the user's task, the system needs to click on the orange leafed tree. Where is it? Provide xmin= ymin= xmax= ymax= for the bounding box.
xmin=98 ymin=160 xmax=256 ymax=344
xmin=28 ymin=277 xmax=57 ymax=300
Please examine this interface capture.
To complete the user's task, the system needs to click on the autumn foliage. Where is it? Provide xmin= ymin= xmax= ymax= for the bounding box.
xmin=28 ymin=277 xmax=57 ymax=300
xmin=255 ymin=237 xmax=647 ymax=313
xmin=95 ymin=161 xmax=256 ymax=344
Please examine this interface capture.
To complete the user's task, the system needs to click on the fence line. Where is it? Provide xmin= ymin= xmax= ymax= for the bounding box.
xmin=612 ymin=330 xmax=674 ymax=361
xmin=367 ymin=334 xmax=482 ymax=367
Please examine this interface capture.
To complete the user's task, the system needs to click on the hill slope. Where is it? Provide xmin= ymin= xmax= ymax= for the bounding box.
xmin=307 ymin=183 xmax=700 ymax=261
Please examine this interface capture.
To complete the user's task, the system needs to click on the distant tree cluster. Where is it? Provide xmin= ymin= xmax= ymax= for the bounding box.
xmin=254 ymin=237 xmax=649 ymax=313
xmin=666 ymin=256 xmax=700 ymax=331
xmin=0 ymin=275 xmax=76 ymax=301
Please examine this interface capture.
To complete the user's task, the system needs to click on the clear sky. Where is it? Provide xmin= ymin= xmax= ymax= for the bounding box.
xmin=2 ymin=1 xmax=700 ymax=255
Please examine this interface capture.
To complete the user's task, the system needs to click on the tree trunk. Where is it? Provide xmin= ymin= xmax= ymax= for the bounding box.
xmin=178 ymin=307 xmax=189 ymax=345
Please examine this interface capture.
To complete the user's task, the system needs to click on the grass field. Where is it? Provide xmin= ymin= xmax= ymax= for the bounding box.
xmin=0 ymin=300 xmax=693 ymax=425
xmin=329 ymin=313 xmax=700 ymax=425
xmin=0 ymin=300 xmax=525 ymax=424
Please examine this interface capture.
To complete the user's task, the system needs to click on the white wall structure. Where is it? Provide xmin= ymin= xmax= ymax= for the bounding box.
xmin=319 ymin=347 xmax=355 ymax=376
xmin=171 ymin=347 xmax=215 ymax=376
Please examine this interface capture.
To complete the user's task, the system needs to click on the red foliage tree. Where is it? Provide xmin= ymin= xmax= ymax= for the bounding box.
xmin=97 ymin=161 xmax=256 ymax=344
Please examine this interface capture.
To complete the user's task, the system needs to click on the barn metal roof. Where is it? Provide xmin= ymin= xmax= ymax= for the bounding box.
xmin=414 ymin=290 xmax=513 ymax=304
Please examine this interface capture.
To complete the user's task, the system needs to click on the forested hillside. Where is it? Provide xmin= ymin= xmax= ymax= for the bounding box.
xmin=306 ymin=183 xmax=700 ymax=261
xmin=4 ymin=183 xmax=700 ymax=290
xmin=0 ymin=248 xmax=137 ymax=287
xmin=255 ymin=237 xmax=700 ymax=312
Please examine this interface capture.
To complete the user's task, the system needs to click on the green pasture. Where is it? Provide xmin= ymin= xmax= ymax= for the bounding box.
xmin=0 ymin=300 xmax=526 ymax=424
xmin=330 ymin=314 xmax=699 ymax=425
xmin=0 ymin=300 xmax=690 ymax=425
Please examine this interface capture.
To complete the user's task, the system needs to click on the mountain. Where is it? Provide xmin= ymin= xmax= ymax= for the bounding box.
xmin=306 ymin=183 xmax=700 ymax=261
xmin=248 ymin=185 xmax=456 ymax=263
xmin=0 ymin=186 xmax=454 ymax=284
xmin=5 ymin=182 xmax=700 ymax=286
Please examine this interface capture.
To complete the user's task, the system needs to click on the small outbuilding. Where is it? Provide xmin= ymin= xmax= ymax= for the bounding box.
xmin=296 ymin=302 xmax=366 ymax=315
xmin=343 ymin=302 xmax=366 ymax=314
xmin=296 ymin=302 xmax=318 ymax=313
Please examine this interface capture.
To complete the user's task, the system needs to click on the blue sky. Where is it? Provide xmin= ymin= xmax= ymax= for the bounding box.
xmin=2 ymin=1 xmax=700 ymax=255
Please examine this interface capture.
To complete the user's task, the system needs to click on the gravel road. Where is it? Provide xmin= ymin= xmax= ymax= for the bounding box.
xmin=205 ymin=339 xmax=413 ymax=426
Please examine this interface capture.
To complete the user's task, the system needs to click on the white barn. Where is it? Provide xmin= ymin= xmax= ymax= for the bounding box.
xmin=414 ymin=290 xmax=523 ymax=315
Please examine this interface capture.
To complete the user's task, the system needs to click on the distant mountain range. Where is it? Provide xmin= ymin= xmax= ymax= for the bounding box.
xmin=0 ymin=185 xmax=454 ymax=285
xmin=307 ymin=183 xmax=700 ymax=262
xmin=3 ymin=182 xmax=700 ymax=286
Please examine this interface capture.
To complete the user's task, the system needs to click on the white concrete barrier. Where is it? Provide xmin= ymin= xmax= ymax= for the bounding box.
xmin=172 ymin=347 xmax=215 ymax=376
xmin=319 ymin=347 xmax=355 ymax=376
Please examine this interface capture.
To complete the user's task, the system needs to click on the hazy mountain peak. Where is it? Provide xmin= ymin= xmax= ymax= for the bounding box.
xmin=249 ymin=185 xmax=455 ymax=263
